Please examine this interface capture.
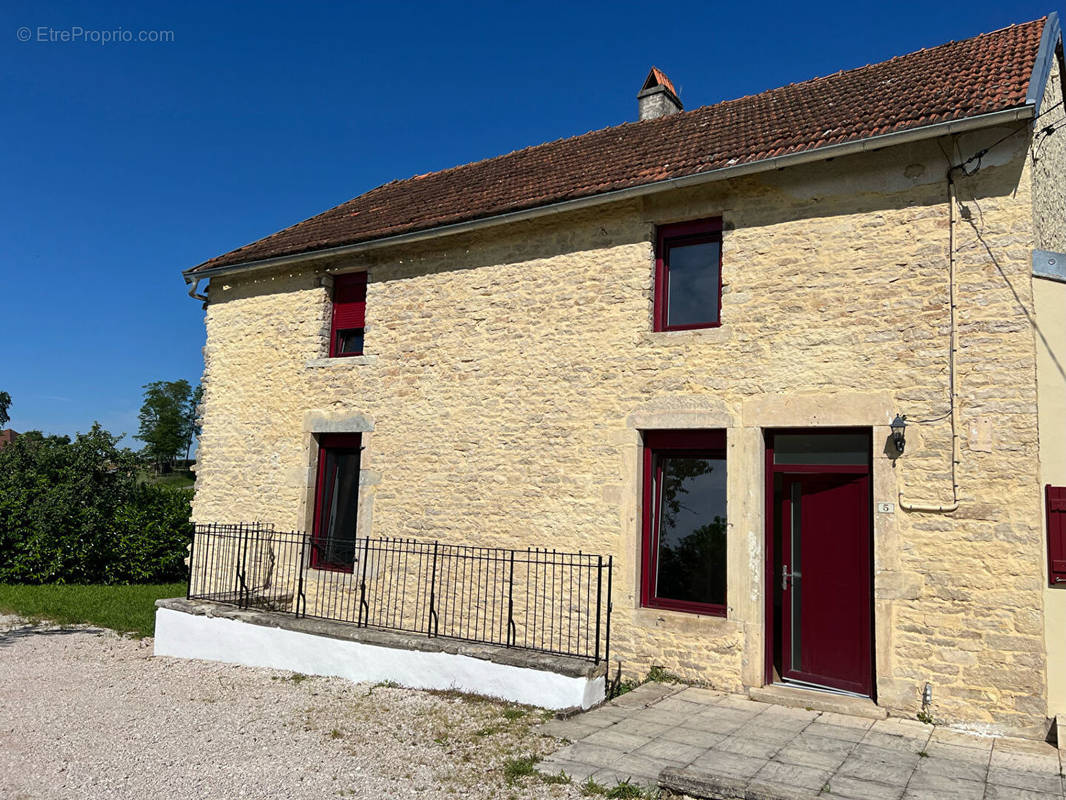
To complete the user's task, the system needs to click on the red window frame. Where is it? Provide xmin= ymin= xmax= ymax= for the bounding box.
xmin=641 ymin=429 xmax=728 ymax=616
xmin=1047 ymin=485 xmax=1066 ymax=587
xmin=653 ymin=218 xmax=724 ymax=332
xmin=311 ymin=433 xmax=362 ymax=573
xmin=329 ymin=273 xmax=367 ymax=357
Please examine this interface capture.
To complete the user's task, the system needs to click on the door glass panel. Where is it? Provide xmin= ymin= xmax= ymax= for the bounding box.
xmin=316 ymin=449 xmax=359 ymax=565
xmin=653 ymin=455 xmax=727 ymax=606
xmin=789 ymin=481 xmax=802 ymax=669
xmin=773 ymin=433 xmax=868 ymax=465
xmin=666 ymin=241 xmax=721 ymax=327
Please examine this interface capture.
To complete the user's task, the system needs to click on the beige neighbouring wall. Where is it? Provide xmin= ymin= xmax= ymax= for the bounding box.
xmin=1031 ymin=49 xmax=1066 ymax=719
xmin=1038 ymin=277 xmax=1066 ymax=716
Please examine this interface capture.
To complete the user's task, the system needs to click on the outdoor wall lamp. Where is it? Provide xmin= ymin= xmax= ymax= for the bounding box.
xmin=890 ymin=414 xmax=907 ymax=454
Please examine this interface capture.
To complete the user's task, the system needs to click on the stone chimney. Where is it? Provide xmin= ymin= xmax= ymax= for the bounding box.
xmin=638 ymin=67 xmax=682 ymax=120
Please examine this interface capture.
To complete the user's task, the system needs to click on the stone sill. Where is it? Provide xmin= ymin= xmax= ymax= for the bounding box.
xmin=631 ymin=606 xmax=741 ymax=636
xmin=306 ymin=355 xmax=378 ymax=368
xmin=641 ymin=326 xmax=733 ymax=346
xmin=157 ymin=597 xmax=605 ymax=679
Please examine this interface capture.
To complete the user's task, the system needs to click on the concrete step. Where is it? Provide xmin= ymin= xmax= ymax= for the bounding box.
xmin=660 ymin=766 xmax=818 ymax=800
xmin=748 ymin=684 xmax=887 ymax=720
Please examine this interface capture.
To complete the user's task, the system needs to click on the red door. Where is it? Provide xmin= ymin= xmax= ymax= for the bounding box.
xmin=779 ymin=472 xmax=872 ymax=696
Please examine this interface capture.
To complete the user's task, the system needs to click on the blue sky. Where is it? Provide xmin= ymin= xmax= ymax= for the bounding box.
xmin=1 ymin=0 xmax=1055 ymax=443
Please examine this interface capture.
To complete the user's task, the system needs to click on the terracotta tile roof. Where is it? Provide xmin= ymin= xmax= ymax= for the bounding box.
xmin=190 ymin=17 xmax=1048 ymax=274
xmin=643 ymin=67 xmax=678 ymax=97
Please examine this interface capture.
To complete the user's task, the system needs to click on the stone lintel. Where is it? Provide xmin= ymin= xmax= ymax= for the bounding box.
xmin=303 ymin=411 xmax=375 ymax=433
xmin=741 ymin=392 xmax=894 ymax=428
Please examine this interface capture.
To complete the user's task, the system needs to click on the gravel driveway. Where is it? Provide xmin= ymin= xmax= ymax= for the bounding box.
xmin=0 ymin=616 xmax=586 ymax=799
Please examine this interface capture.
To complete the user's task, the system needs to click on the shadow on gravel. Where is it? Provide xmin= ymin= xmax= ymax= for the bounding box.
xmin=0 ymin=625 xmax=107 ymax=648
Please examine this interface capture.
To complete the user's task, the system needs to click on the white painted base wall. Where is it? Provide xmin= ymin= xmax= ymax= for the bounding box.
xmin=154 ymin=608 xmax=604 ymax=710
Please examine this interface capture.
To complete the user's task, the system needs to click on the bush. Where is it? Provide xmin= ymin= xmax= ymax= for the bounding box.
xmin=0 ymin=425 xmax=192 ymax=584
xmin=108 ymin=482 xmax=193 ymax=583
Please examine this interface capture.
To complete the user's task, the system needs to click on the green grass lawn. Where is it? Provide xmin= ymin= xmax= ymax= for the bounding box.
xmin=154 ymin=474 xmax=196 ymax=489
xmin=0 ymin=582 xmax=186 ymax=638
xmin=137 ymin=469 xmax=196 ymax=489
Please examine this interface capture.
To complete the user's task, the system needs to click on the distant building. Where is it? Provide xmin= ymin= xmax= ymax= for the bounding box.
xmin=0 ymin=429 xmax=17 ymax=449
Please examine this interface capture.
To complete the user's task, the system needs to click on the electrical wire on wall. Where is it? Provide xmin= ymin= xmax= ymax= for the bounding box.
xmin=1032 ymin=99 xmax=1065 ymax=164
xmin=898 ymin=105 xmax=1066 ymax=513
xmin=897 ymin=164 xmax=962 ymax=514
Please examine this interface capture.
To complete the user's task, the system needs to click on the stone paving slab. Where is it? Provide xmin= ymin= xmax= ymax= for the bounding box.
xmin=536 ymin=683 xmax=1066 ymax=798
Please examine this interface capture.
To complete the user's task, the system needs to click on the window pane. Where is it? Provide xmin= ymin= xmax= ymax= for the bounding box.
xmin=773 ymin=433 xmax=869 ymax=465
xmin=654 ymin=455 xmax=727 ymax=607
xmin=335 ymin=328 xmax=364 ymax=355
xmin=790 ymin=481 xmax=803 ymax=667
xmin=317 ymin=450 xmax=359 ymax=564
xmin=666 ymin=240 xmax=720 ymax=327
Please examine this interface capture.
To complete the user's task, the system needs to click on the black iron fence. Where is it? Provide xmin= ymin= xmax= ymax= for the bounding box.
xmin=187 ymin=523 xmax=613 ymax=664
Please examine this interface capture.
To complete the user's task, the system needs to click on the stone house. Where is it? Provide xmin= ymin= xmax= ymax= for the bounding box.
xmin=166 ymin=16 xmax=1066 ymax=738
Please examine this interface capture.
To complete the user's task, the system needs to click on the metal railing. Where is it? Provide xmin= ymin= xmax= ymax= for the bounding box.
xmin=187 ymin=523 xmax=613 ymax=663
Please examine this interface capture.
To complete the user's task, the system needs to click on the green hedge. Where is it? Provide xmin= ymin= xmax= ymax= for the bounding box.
xmin=0 ymin=425 xmax=192 ymax=584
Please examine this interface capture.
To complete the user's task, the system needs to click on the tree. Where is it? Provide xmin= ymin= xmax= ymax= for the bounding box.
xmin=184 ymin=383 xmax=203 ymax=461
xmin=0 ymin=391 xmax=10 ymax=428
xmin=136 ymin=380 xmax=194 ymax=470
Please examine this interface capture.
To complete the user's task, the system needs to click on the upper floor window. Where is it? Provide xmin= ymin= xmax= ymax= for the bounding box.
xmin=653 ymin=218 xmax=723 ymax=331
xmin=330 ymin=273 xmax=367 ymax=357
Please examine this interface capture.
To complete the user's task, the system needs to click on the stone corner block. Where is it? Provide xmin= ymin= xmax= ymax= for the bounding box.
xmin=875 ymin=570 xmax=924 ymax=600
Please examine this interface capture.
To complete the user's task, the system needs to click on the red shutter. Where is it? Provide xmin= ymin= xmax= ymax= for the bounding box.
xmin=334 ymin=273 xmax=367 ymax=303
xmin=332 ymin=302 xmax=365 ymax=330
xmin=330 ymin=273 xmax=367 ymax=356
xmin=1048 ymin=485 xmax=1066 ymax=586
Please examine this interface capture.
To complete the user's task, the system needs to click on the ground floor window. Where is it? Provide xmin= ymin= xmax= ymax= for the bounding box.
xmin=312 ymin=433 xmax=362 ymax=571
xmin=641 ymin=430 xmax=727 ymax=615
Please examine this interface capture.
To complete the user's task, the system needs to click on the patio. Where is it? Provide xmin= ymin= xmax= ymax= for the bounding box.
xmin=538 ymin=683 xmax=1065 ymax=799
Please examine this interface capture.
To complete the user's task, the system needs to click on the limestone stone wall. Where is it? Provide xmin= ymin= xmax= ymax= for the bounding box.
xmin=1032 ymin=49 xmax=1066 ymax=254
xmin=1033 ymin=50 xmax=1066 ymax=718
xmin=193 ymin=125 xmax=1050 ymax=736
